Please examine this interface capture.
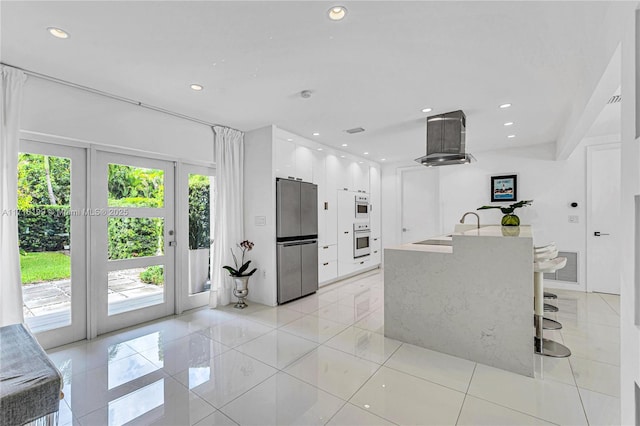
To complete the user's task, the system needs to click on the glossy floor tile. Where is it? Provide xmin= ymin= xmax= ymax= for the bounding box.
xmin=220 ymin=372 xmax=343 ymax=425
xmin=324 ymin=326 xmax=402 ymax=364
xmin=350 ymin=366 xmax=465 ymax=425
xmin=456 ymin=395 xmax=555 ymax=425
xmin=234 ymin=329 xmax=318 ymax=369
xmin=47 ymin=270 xmax=621 ymax=426
xmin=384 ymin=342 xmax=476 ymax=392
xmin=468 ymin=364 xmax=588 ymax=425
xmin=325 ymin=403 xmax=394 ymax=426
xmin=284 ymin=346 xmax=380 ymax=400
xmin=173 ymin=349 xmax=277 ymax=409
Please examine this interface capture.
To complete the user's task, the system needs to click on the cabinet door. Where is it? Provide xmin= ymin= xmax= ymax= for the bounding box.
xmin=335 ymin=156 xmax=351 ymax=191
xmin=314 ymin=152 xmax=327 ymax=245
xmin=301 ymin=241 xmax=318 ymax=296
xmin=324 ymin=155 xmax=339 ymax=246
xmin=369 ymin=166 xmax=381 ymax=238
xmin=295 ymin=146 xmax=313 ymax=182
xmin=359 ymin=163 xmax=370 ymax=193
xmin=350 ymin=161 xmax=369 ymax=193
xmin=277 ymin=243 xmax=301 ymax=304
xmin=274 ymin=138 xmax=297 ymax=179
xmin=319 ymin=260 xmax=337 ymax=285
xmin=325 ymin=188 xmax=338 ymax=246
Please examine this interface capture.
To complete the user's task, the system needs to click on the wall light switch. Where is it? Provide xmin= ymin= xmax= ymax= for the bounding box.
xmin=568 ymin=215 xmax=579 ymax=223
xmin=255 ymin=216 xmax=266 ymax=226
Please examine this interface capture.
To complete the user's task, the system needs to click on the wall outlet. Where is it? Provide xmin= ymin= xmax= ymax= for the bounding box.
xmin=255 ymin=216 xmax=266 ymax=226
xmin=568 ymin=215 xmax=579 ymax=223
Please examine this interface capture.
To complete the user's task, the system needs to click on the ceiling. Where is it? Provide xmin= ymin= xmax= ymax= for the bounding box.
xmin=0 ymin=1 xmax=630 ymax=162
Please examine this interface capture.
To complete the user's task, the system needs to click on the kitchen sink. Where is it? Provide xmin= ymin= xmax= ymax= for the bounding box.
xmin=415 ymin=239 xmax=453 ymax=246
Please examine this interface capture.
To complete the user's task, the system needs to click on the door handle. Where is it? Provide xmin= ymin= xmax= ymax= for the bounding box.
xmin=169 ymin=241 xmax=177 ymax=247
xmin=594 ymin=232 xmax=610 ymax=236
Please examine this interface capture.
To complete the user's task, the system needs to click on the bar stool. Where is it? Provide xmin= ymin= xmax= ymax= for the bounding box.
xmin=534 ymin=255 xmax=571 ymax=357
xmin=534 ymin=244 xmax=561 ymax=321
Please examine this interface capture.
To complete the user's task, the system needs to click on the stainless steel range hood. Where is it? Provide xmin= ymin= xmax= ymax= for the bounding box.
xmin=415 ymin=110 xmax=475 ymax=167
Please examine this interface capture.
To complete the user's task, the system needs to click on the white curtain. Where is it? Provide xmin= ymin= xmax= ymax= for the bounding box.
xmin=0 ymin=66 xmax=27 ymax=326
xmin=210 ymin=126 xmax=244 ymax=307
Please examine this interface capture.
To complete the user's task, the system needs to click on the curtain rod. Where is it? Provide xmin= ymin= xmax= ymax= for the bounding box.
xmin=1 ymin=62 xmax=241 ymax=132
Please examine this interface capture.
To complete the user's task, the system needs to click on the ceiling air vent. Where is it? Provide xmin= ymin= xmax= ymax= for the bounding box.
xmin=607 ymin=95 xmax=622 ymax=104
xmin=345 ymin=127 xmax=365 ymax=134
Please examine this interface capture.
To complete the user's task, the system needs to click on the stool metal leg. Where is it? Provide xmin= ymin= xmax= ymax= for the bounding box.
xmin=534 ymin=271 xmax=571 ymax=358
xmin=544 ymin=303 xmax=559 ymax=312
xmin=544 ymin=292 xmax=557 ymax=299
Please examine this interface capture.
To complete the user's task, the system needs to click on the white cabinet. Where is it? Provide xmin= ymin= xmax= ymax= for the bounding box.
xmin=319 ymin=261 xmax=338 ymax=284
xmin=318 ymin=244 xmax=338 ymax=285
xmin=334 ymin=156 xmax=351 ymax=191
xmin=369 ymin=165 xmax=381 ymax=240
xmin=295 ymin=145 xmax=313 ymax=182
xmin=274 ymin=137 xmax=313 ymax=182
xmin=315 ymin=153 xmax=337 ymax=246
xmin=350 ymin=161 xmax=369 ymax=193
xmin=274 ymin=137 xmax=296 ymax=180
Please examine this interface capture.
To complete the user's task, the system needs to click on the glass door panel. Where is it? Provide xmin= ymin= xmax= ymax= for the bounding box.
xmin=94 ymin=152 xmax=175 ymax=335
xmin=18 ymin=140 xmax=87 ymax=348
xmin=180 ymin=165 xmax=215 ymax=311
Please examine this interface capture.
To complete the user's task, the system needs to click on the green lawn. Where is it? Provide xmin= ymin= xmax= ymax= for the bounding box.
xmin=20 ymin=251 xmax=71 ymax=284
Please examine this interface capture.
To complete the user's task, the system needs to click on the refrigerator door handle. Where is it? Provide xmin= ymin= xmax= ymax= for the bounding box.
xmin=281 ymin=240 xmax=317 ymax=247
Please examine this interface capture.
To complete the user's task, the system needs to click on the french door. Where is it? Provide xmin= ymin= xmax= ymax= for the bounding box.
xmin=178 ymin=164 xmax=215 ymax=312
xmin=92 ymin=152 xmax=175 ymax=335
xmin=18 ymin=140 xmax=87 ymax=348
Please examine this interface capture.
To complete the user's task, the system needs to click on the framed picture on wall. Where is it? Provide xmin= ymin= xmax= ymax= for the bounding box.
xmin=491 ymin=174 xmax=518 ymax=202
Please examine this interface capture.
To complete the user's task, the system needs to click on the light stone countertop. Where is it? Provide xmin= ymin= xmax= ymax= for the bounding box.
xmin=389 ymin=225 xmax=532 ymax=253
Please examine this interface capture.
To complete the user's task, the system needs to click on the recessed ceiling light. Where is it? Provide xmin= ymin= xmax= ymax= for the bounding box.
xmin=363 ymin=152 xmax=369 ymax=155
xmin=504 ymin=122 xmax=514 ymax=126
xmin=287 ymin=138 xmax=293 ymax=142
xmin=340 ymin=155 xmax=345 ymax=158
xmin=359 ymin=161 xmax=364 ymax=164
xmin=317 ymin=148 xmax=323 ymax=151
xmin=190 ymin=84 xmax=203 ymax=91
xmin=312 ymin=132 xmax=320 ymax=136
xmin=508 ymin=134 xmax=516 ymax=138
xmin=499 ymin=103 xmax=512 ymax=109
xmin=47 ymin=27 xmax=69 ymax=39
xmin=381 ymin=158 xmax=386 ymax=161
xmin=328 ymin=6 xmax=347 ymax=21
xmin=421 ymin=108 xmax=432 ymax=113
xmin=341 ymin=143 xmax=348 ymax=147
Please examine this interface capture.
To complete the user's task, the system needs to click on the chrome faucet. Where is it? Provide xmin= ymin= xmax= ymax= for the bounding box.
xmin=460 ymin=212 xmax=480 ymax=229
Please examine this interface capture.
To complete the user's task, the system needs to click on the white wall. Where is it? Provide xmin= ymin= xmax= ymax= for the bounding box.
xmin=243 ymin=125 xmax=277 ymax=306
xmin=21 ymin=76 xmax=214 ymax=162
xmin=381 ymin=142 xmax=590 ymax=290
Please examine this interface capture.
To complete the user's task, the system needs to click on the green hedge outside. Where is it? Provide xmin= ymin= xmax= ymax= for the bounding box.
xmin=18 ymin=205 xmax=70 ymax=252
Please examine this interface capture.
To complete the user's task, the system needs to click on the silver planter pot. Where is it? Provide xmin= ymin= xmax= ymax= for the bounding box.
xmin=232 ymin=276 xmax=250 ymax=309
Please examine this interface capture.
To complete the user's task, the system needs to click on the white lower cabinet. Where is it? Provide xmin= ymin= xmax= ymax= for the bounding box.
xmin=318 ymin=244 xmax=337 ymax=285
xmin=319 ymin=260 xmax=338 ymax=285
xmin=339 ymin=256 xmax=372 ymax=276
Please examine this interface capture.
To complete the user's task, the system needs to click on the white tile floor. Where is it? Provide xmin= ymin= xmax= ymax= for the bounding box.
xmin=48 ymin=270 xmax=621 ymax=426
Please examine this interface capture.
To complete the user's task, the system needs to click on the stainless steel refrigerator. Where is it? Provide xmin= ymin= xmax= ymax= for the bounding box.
xmin=276 ymin=178 xmax=318 ymax=304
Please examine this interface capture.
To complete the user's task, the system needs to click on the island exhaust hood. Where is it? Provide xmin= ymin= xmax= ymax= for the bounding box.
xmin=415 ymin=110 xmax=475 ymax=167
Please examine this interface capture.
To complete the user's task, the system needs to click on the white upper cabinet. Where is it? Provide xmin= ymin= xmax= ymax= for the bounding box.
xmin=334 ymin=156 xmax=351 ymax=191
xmin=274 ymin=137 xmax=313 ymax=182
xmin=369 ymin=165 xmax=381 ymax=238
xmin=352 ymin=161 xmax=370 ymax=193
xmin=274 ymin=137 xmax=297 ymax=180
xmin=295 ymin=145 xmax=313 ymax=182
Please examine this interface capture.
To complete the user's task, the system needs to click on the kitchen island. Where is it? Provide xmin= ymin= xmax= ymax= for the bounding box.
xmin=384 ymin=225 xmax=534 ymax=377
